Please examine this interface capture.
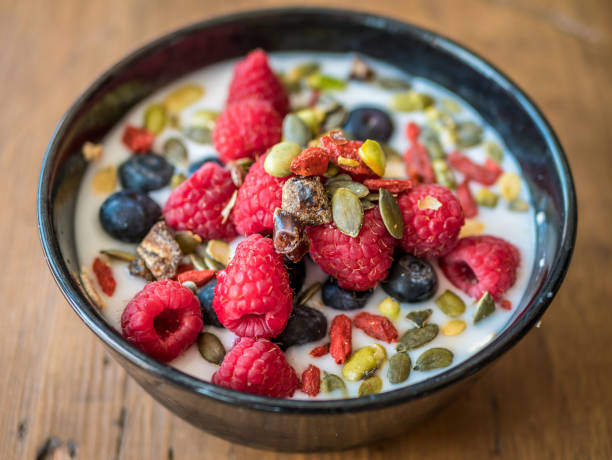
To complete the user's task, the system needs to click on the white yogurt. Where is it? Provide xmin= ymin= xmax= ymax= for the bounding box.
xmin=74 ymin=52 xmax=535 ymax=399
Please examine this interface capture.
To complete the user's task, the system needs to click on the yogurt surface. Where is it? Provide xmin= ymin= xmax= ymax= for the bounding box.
xmin=74 ymin=52 xmax=535 ymax=399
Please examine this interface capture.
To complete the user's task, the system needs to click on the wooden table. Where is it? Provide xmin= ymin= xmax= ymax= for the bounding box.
xmin=1 ymin=0 xmax=610 ymax=458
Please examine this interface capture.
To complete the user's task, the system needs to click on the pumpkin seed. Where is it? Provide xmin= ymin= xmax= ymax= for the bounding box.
xmin=432 ymin=159 xmax=457 ymax=189
xmin=295 ymin=282 xmax=321 ymax=306
xmin=143 ymin=103 xmax=167 ymax=134
xmin=204 ymin=254 xmax=225 ymax=271
xmin=378 ymin=297 xmax=400 ymax=320
xmin=190 ymin=109 xmax=218 ymax=130
xmin=417 ymin=195 xmax=442 ymax=211
xmin=420 ymin=127 xmax=445 ymax=160
xmin=92 ymin=165 xmax=117 ymax=195
xmin=498 ymin=172 xmax=521 ymax=201
xmin=182 ymin=281 xmax=198 ymax=294
xmin=414 ymin=347 xmax=453 ymax=371
xmin=365 ymin=192 xmax=380 ymax=202
xmin=435 ymin=290 xmax=466 ymax=317
xmin=80 ymin=266 xmax=105 ymax=309
xmin=197 ymin=332 xmax=226 ymax=365
xmin=220 ymin=189 xmax=237 ymax=224
xmin=307 ymin=73 xmax=347 ymax=91
xmin=397 ymin=324 xmax=439 ymax=352
xmin=509 ymin=198 xmax=529 ymax=212
xmin=162 ymin=138 xmax=188 ymax=167
xmin=321 ymin=107 xmax=348 ymax=132
xmin=379 ymin=188 xmax=404 ymax=239
xmin=373 ymin=77 xmax=411 ymax=91
xmin=484 ymin=140 xmax=504 ymax=164
xmin=453 ymin=121 xmax=483 ymax=148
xmin=390 ymin=91 xmax=434 ymax=112
xmin=324 ymin=162 xmax=339 ymax=177
xmin=459 ymin=219 xmax=485 ymax=238
xmin=206 ymin=240 xmax=230 ymax=267
xmin=321 ymin=373 xmax=347 ymax=397
xmin=342 ymin=344 xmax=387 ymax=382
xmin=100 ymin=249 xmax=138 ymax=262
xmin=475 ymin=188 xmax=499 ymax=207
xmin=174 ymin=231 xmax=202 ymax=255
xmin=263 ymin=141 xmax=301 ymax=177
xmin=164 ymin=83 xmax=204 ymax=113
xmin=189 ymin=253 xmax=207 ymax=271
xmin=473 ymin=291 xmax=495 ymax=323
xmin=82 ymin=141 xmax=103 ymax=161
xmin=361 ymin=200 xmax=376 ymax=211
xmin=282 ymin=113 xmax=311 ymax=147
xmin=337 ymin=156 xmax=360 ymax=168
xmin=406 ymin=309 xmax=432 ymax=328
xmin=278 ymin=72 xmax=301 ymax=94
xmin=326 ymin=180 xmax=369 ymax=198
xmin=441 ymin=319 xmax=467 ymax=336
xmin=183 ymin=125 xmax=212 ymax=144
xmin=325 ymin=173 xmax=352 ymax=184
xmin=332 ymin=188 xmax=364 ymax=238
xmin=358 ymin=375 xmax=383 ymax=397
xmin=296 ymin=108 xmax=325 ymax=135
xmin=441 ymin=98 xmax=462 ymax=114
xmin=357 ymin=139 xmax=386 ymax=176
xmin=388 ymin=352 xmax=411 ymax=383
xmin=170 ymin=173 xmax=186 ymax=190
xmin=286 ymin=62 xmax=320 ymax=83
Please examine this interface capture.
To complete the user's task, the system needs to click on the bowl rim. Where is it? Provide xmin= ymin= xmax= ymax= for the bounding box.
xmin=37 ymin=7 xmax=577 ymax=414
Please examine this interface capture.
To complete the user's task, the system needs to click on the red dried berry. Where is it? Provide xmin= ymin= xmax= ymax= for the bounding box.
xmin=121 ymin=125 xmax=155 ymax=153
xmin=177 ymin=269 xmax=216 ymax=287
xmin=406 ymin=121 xmax=420 ymax=142
xmin=456 ymin=179 xmax=478 ymax=218
xmin=330 ymin=314 xmax=352 ymax=365
xmin=501 ymin=299 xmax=513 ymax=310
xmin=309 ymin=343 xmax=330 ymax=357
xmin=404 ymin=141 xmax=435 ymax=184
xmin=93 ymin=257 xmax=116 ymax=296
xmin=290 ymin=147 xmax=329 ymax=176
xmin=448 ymin=151 xmax=502 ymax=185
xmin=301 ymin=364 xmax=321 ymax=397
xmin=353 ymin=312 xmax=398 ymax=343
xmin=320 ymin=133 xmax=376 ymax=177
xmin=363 ymin=178 xmax=415 ymax=194
xmin=175 ymin=263 xmax=195 ymax=276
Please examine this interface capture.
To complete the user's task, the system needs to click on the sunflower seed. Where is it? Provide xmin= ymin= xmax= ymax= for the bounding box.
xmin=397 ymin=323 xmax=439 ymax=352
xmin=80 ymin=266 xmax=105 ymax=308
xmin=414 ymin=347 xmax=453 ymax=371
xmin=143 ymin=103 xmax=167 ymax=134
xmin=406 ymin=309 xmax=433 ymax=328
xmin=337 ymin=156 xmax=360 ymax=168
xmin=358 ymin=375 xmax=382 ymax=396
xmin=164 ymin=83 xmax=204 ymax=113
xmin=332 ymin=188 xmax=364 ymax=237
xmin=162 ymin=138 xmax=188 ymax=167
xmin=473 ymin=291 xmax=496 ymax=323
xmin=296 ymin=282 xmax=321 ymax=306
xmin=82 ymin=141 xmax=103 ymax=161
xmin=388 ymin=352 xmax=411 ymax=383
xmin=379 ymin=188 xmax=404 ymax=239
xmin=499 ymin=172 xmax=521 ymax=201
xmin=435 ymin=290 xmax=466 ymax=317
xmin=174 ymin=231 xmax=202 ymax=255
xmin=197 ymin=332 xmax=226 ymax=365
xmin=100 ymin=249 xmax=138 ymax=262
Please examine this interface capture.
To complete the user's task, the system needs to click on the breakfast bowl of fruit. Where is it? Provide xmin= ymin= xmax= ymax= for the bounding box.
xmin=37 ymin=8 xmax=576 ymax=452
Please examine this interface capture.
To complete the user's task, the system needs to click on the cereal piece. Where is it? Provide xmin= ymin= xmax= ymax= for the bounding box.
xmin=82 ymin=142 xmax=103 ymax=161
xmin=273 ymin=209 xmax=311 ymax=262
xmin=136 ymin=221 xmax=182 ymax=280
xmin=282 ymin=176 xmax=332 ymax=226
xmin=92 ymin=165 xmax=117 ymax=195
xmin=128 ymin=258 xmax=155 ymax=281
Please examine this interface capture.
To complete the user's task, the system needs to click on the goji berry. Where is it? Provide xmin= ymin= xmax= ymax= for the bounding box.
xmin=456 ymin=179 xmax=478 ymax=218
xmin=329 ymin=314 xmax=352 ymax=364
xmin=122 ymin=125 xmax=155 ymax=153
xmin=406 ymin=121 xmax=420 ymax=142
xmin=93 ymin=257 xmax=116 ymax=296
xmin=403 ymin=142 xmax=435 ymax=184
xmin=363 ymin=178 xmax=415 ymax=194
xmin=290 ymin=147 xmax=329 ymax=176
xmin=353 ymin=312 xmax=398 ymax=343
xmin=448 ymin=151 xmax=502 ymax=185
xmin=309 ymin=343 xmax=330 ymax=357
xmin=500 ymin=299 xmax=513 ymax=310
xmin=175 ymin=263 xmax=195 ymax=276
xmin=300 ymin=364 xmax=321 ymax=397
xmin=177 ymin=269 xmax=216 ymax=287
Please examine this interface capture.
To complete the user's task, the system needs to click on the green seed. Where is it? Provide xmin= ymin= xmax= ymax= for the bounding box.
xmin=337 ymin=156 xmax=360 ymax=167
xmin=326 ymin=180 xmax=369 ymax=198
xmin=220 ymin=189 xmax=237 ymax=224
xmin=174 ymin=231 xmax=202 ymax=255
xmin=321 ymin=373 xmax=347 ymax=397
xmin=414 ymin=347 xmax=453 ymax=371
xmin=454 ymin=121 xmax=483 ymax=148
xmin=162 ymin=138 xmax=188 ymax=167
xmin=421 ymin=127 xmax=445 ymax=160
xmin=324 ymin=162 xmax=339 ymax=177
xmin=365 ymin=192 xmax=380 ymax=202
xmin=189 ymin=253 xmax=207 ymax=271
xmin=373 ymin=77 xmax=411 ymax=91
xmin=282 ymin=114 xmax=311 ymax=147
xmin=197 ymin=332 xmax=226 ymax=365
xmin=263 ymin=141 xmax=302 ymax=177
xmin=164 ymin=83 xmax=204 ymax=113
xmin=432 ymin=159 xmax=456 ymax=189
xmin=183 ymin=125 xmax=212 ymax=144
xmin=295 ymin=282 xmax=321 ymax=306
xmin=204 ymin=254 xmax=225 ymax=271
xmin=390 ymin=91 xmax=434 ymax=112
xmin=206 ymin=240 xmax=230 ymax=267
xmin=473 ymin=291 xmax=496 ymax=323
xmin=475 ymin=188 xmax=499 ymax=207
xmin=509 ymin=198 xmax=529 ymax=212
xmin=325 ymin=173 xmax=352 ymax=184
xmin=361 ymin=200 xmax=376 ymax=211
xmin=342 ymin=344 xmax=386 ymax=382
xmin=306 ymin=73 xmax=347 ymax=91
xmin=191 ymin=109 xmax=219 ymax=130
xmin=143 ymin=103 xmax=167 ymax=134
xmin=484 ymin=140 xmax=504 ymax=164
xmin=358 ymin=375 xmax=383 ymax=397
xmin=436 ymin=290 xmax=466 ymax=317
xmin=379 ymin=188 xmax=404 ymax=239
xmin=332 ymin=188 xmax=364 ymax=238
xmin=321 ymin=107 xmax=348 ymax=132
xmin=441 ymin=98 xmax=462 ymax=114
xmin=286 ymin=62 xmax=320 ymax=83
xmin=397 ymin=324 xmax=439 ymax=352
xmin=406 ymin=309 xmax=433 ymax=328
xmin=378 ymin=297 xmax=400 ymax=320
xmin=296 ymin=108 xmax=325 ymax=135
xmin=170 ymin=173 xmax=186 ymax=190
xmin=100 ymin=249 xmax=137 ymax=262
xmin=388 ymin=353 xmax=411 ymax=383
xmin=357 ymin=139 xmax=386 ymax=176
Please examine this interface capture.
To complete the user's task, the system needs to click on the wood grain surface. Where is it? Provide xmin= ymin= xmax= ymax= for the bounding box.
xmin=1 ymin=0 xmax=610 ymax=458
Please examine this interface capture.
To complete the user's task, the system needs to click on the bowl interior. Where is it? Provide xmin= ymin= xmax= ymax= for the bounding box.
xmin=38 ymin=8 xmax=575 ymax=412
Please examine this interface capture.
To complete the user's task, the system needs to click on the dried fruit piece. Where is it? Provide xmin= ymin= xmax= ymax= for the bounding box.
xmin=414 ymin=348 xmax=453 ymax=371
xmin=475 ymin=188 xmax=499 ymax=207
xmin=436 ymin=290 xmax=466 ymax=317
xmin=441 ymin=319 xmax=467 ymax=336
xmin=290 ymin=146 xmax=329 ymax=176
xmin=378 ymin=188 xmax=404 ymax=239
xmin=459 ymin=219 xmax=485 ymax=238
xmin=330 ymin=314 xmax=352 ymax=365
xmin=331 ymin=188 xmax=364 ymax=238
xmin=456 ymin=180 xmax=478 ymax=218
xmin=320 ymin=373 xmax=347 ymax=396
xmin=404 ymin=141 xmax=435 ymax=184
xmin=498 ymin=172 xmax=521 ymax=201
xmin=136 ymin=221 xmax=182 ymax=280
xmin=301 ymin=365 xmax=321 ymax=397
xmin=92 ymin=256 xmax=116 ymax=296
xmin=143 ymin=103 xmax=167 ymax=134
xmin=177 ymin=269 xmax=216 ymax=287
xmin=358 ymin=376 xmax=382 ymax=396
xmin=122 ymin=125 xmax=155 ymax=153
xmin=388 ymin=352 xmax=411 ymax=383
xmin=80 ymin=266 xmax=105 ymax=309
xmin=353 ymin=312 xmax=398 ymax=343
xmin=282 ymin=176 xmax=332 ymax=226
xmin=390 ymin=91 xmax=434 ymax=112
xmin=100 ymin=249 xmax=137 ymax=262
xmin=295 ymin=282 xmax=321 ymax=307
xmin=206 ymin=240 xmax=230 ymax=267
xmin=406 ymin=309 xmax=433 ymax=328
xmin=397 ymin=324 xmax=439 ymax=352
xmin=273 ymin=209 xmax=311 ymax=262
xmin=197 ymin=332 xmax=226 ymax=364
xmin=174 ymin=231 xmax=202 ymax=255
xmin=378 ymin=297 xmax=400 ymax=320
xmin=92 ymin=165 xmax=117 ymax=195
xmin=310 ymin=343 xmax=330 ymax=357
xmin=82 ymin=142 xmax=103 ymax=161
xmin=358 ymin=139 xmax=386 ymax=176
xmin=448 ymin=152 xmax=502 ymax=186
xmin=264 ymin=141 xmax=302 ymax=177
xmin=349 ymin=55 xmax=375 ymax=81
xmin=501 ymin=299 xmax=512 ymax=310
xmin=342 ymin=344 xmax=386 ymax=381
xmin=473 ymin=291 xmax=496 ymax=323
xmin=164 ymin=83 xmax=204 ymax=113
xmin=484 ymin=141 xmax=503 ymax=164
xmin=307 ymin=73 xmax=346 ymax=91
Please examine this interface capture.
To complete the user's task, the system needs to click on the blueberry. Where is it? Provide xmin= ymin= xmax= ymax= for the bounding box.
xmin=196 ymin=278 xmax=223 ymax=328
xmin=381 ymin=253 xmax=438 ymax=302
xmin=273 ymin=305 xmax=327 ymax=350
xmin=284 ymin=258 xmax=306 ymax=294
xmin=99 ymin=191 xmax=161 ymax=243
xmin=321 ymin=277 xmax=372 ymax=310
xmin=343 ymin=107 xmax=394 ymax=143
xmin=188 ymin=157 xmax=223 ymax=176
xmin=118 ymin=153 xmax=174 ymax=192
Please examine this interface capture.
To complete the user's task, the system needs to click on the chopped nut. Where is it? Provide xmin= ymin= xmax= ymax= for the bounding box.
xmin=349 ymin=56 xmax=375 ymax=81
xmin=273 ymin=209 xmax=311 ymax=262
xmin=80 ymin=266 xmax=105 ymax=309
xmin=82 ymin=141 xmax=103 ymax=161
xmin=128 ymin=258 xmax=155 ymax=281
xmin=282 ymin=176 xmax=332 ymax=226
xmin=136 ymin=221 xmax=182 ymax=280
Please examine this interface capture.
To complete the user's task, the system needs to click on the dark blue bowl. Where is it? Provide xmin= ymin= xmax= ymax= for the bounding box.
xmin=37 ymin=8 xmax=576 ymax=452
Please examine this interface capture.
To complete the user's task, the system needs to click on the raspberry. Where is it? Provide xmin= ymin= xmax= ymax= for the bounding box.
xmin=307 ymin=208 xmax=396 ymax=291
xmin=319 ymin=132 xmax=376 ymax=178
xmin=213 ymin=234 xmax=292 ymax=337
xmin=439 ymin=235 xmax=520 ymax=301
xmin=212 ymin=337 xmax=298 ymax=398
xmin=213 ymin=99 xmax=282 ymax=164
xmin=163 ymin=162 xmax=237 ymax=241
xmin=122 ymin=125 xmax=155 ymax=153
xmin=231 ymin=154 xmax=288 ymax=235
xmin=121 ymin=280 xmax=203 ymax=362
xmin=227 ymin=49 xmax=289 ymax=116
xmin=398 ymin=184 xmax=464 ymax=258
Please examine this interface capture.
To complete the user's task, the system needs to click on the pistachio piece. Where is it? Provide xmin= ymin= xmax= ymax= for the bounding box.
xmin=473 ymin=291 xmax=496 ymax=323
xmin=342 ymin=344 xmax=387 ymax=382
xmin=206 ymin=240 xmax=230 ymax=267
xmin=475 ymin=188 xmax=499 ymax=207
xmin=92 ymin=165 xmax=117 ymax=195
xmin=441 ymin=319 xmax=467 ymax=336
xmin=378 ymin=188 xmax=404 ymax=239
xmin=100 ymin=249 xmax=138 ymax=262
xmin=414 ymin=348 xmax=453 ymax=371
xmin=388 ymin=352 xmax=411 ymax=384
xmin=484 ymin=140 xmax=504 ymax=164
xmin=162 ymin=138 xmax=188 ymax=167
xmin=435 ymin=290 xmax=466 ymax=317
xmin=331 ymin=188 xmax=364 ymax=238
xmin=264 ymin=141 xmax=302 ymax=177
xmin=143 ymin=103 xmax=167 ymax=134
xmin=406 ymin=309 xmax=433 ymax=328
xmin=336 ymin=156 xmax=360 ymax=168
xmin=358 ymin=375 xmax=383 ymax=397
xmin=498 ymin=172 xmax=521 ymax=201
xmin=164 ymin=83 xmax=204 ymax=113
xmin=378 ymin=297 xmax=400 ymax=320
xmin=321 ymin=373 xmax=348 ymax=397
xmin=306 ymin=73 xmax=347 ymax=91
xmin=390 ymin=91 xmax=434 ymax=112
xmin=296 ymin=108 xmax=325 ymax=135
xmin=509 ymin=198 xmax=529 ymax=212
xmin=174 ymin=231 xmax=202 ymax=255
xmin=397 ymin=324 xmax=439 ymax=352
xmin=324 ymin=162 xmax=340 ymax=177
xmin=282 ymin=113 xmax=311 ymax=147
xmin=286 ymin=62 xmax=320 ymax=83
xmin=295 ymin=282 xmax=321 ymax=307
xmin=357 ymin=139 xmax=386 ymax=176
xmin=197 ymin=332 xmax=226 ymax=365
